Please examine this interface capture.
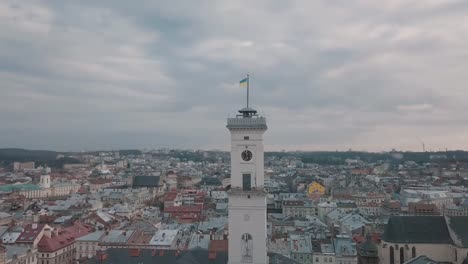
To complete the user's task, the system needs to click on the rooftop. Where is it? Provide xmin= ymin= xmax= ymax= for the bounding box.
xmin=1 ymin=232 xmax=21 ymax=244
xmin=5 ymin=245 xmax=32 ymax=260
xmin=38 ymin=223 xmax=93 ymax=252
xmin=16 ymin=223 xmax=46 ymax=243
xmin=321 ymin=243 xmax=335 ymax=254
xmin=383 ymin=216 xmax=453 ymax=244
xmin=76 ymin=231 xmax=105 ymax=242
xmin=85 ymin=247 xmax=228 ymax=264
xmin=334 ymin=236 xmax=356 ymax=257
xmin=188 ymin=234 xmax=210 ymax=249
xmin=132 ymin=176 xmax=161 ymax=188
xmin=289 ymin=235 xmax=312 ymax=254
xmin=149 ymin=229 xmax=178 ymax=246
xmin=100 ymin=230 xmax=134 ymax=244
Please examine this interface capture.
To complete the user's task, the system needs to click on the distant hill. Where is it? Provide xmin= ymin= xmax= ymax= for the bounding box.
xmin=0 ymin=148 xmax=60 ymax=162
xmin=0 ymin=148 xmax=81 ymax=168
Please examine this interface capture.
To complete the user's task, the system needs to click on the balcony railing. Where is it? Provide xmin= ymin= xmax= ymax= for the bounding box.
xmin=227 ymin=117 xmax=267 ymax=129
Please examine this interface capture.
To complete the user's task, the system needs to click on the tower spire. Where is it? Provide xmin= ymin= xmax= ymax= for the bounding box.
xmin=246 ymin=73 xmax=250 ymax=108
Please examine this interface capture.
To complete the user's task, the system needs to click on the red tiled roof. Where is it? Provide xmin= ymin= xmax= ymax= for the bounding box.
xmin=209 ymin=240 xmax=228 ymax=252
xmin=39 ymin=215 xmax=57 ymax=224
xmin=164 ymin=192 xmax=178 ymax=202
xmin=129 ymin=248 xmax=141 ymax=257
xmin=37 ymin=223 xmax=93 ymax=252
xmin=208 ymin=251 xmax=217 ymax=260
xmin=353 ymin=235 xmax=366 ymax=244
xmin=77 ymin=185 xmax=89 ymax=194
xmin=16 ymin=223 xmax=46 ymax=243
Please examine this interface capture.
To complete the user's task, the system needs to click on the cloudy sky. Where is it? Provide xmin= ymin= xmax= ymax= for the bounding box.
xmin=1 ymin=0 xmax=468 ymax=152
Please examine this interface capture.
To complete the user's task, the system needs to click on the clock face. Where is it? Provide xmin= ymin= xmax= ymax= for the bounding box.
xmin=241 ymin=150 xmax=253 ymax=161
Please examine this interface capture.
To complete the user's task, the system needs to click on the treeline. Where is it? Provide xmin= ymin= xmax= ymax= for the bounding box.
xmin=0 ymin=148 xmax=59 ymax=163
xmin=0 ymin=148 xmax=80 ymax=168
xmin=266 ymin=150 xmax=468 ymax=165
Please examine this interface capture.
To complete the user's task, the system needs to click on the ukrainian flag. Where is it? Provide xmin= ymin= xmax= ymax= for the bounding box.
xmin=240 ymin=77 xmax=248 ymax=88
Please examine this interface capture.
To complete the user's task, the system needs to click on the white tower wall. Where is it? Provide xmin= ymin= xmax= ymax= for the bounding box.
xmin=40 ymin=174 xmax=50 ymax=189
xmin=230 ymin=129 xmax=265 ymax=189
xmin=227 ymin=110 xmax=268 ymax=264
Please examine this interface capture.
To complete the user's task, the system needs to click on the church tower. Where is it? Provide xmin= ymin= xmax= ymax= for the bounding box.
xmin=40 ymin=174 xmax=50 ymax=189
xmin=227 ymin=75 xmax=267 ymax=264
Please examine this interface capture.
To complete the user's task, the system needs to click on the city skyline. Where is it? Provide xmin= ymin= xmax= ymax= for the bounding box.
xmin=1 ymin=1 xmax=468 ymax=151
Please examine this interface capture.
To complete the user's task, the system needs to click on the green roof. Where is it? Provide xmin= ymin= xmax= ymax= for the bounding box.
xmin=132 ymin=176 xmax=161 ymax=188
xmin=0 ymin=184 xmax=41 ymax=192
xmin=447 ymin=216 xmax=468 ymax=247
xmin=383 ymin=216 xmax=452 ymax=244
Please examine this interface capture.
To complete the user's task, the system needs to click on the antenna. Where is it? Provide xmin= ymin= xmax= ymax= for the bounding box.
xmin=246 ymin=73 xmax=250 ymax=108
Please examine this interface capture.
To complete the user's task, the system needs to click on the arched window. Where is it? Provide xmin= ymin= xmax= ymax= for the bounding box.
xmin=400 ymin=247 xmax=405 ymax=264
xmin=241 ymin=233 xmax=253 ymax=263
xmin=390 ymin=246 xmax=395 ymax=264
xmin=412 ymin=247 xmax=416 ymax=258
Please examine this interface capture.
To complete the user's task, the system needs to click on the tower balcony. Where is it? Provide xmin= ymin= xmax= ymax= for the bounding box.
xmin=226 ymin=116 xmax=267 ymax=130
xmin=228 ymin=186 xmax=267 ymax=197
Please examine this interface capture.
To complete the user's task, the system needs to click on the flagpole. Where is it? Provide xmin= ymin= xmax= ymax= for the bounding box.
xmin=247 ymin=74 xmax=250 ymax=108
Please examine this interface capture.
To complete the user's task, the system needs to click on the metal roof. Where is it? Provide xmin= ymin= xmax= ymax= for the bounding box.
xmin=383 ymin=216 xmax=453 ymax=244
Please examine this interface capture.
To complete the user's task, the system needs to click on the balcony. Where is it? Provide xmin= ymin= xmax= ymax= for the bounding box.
xmin=226 ymin=117 xmax=267 ymax=130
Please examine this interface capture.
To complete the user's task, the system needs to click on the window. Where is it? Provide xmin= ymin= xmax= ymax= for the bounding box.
xmin=390 ymin=246 xmax=395 ymax=264
xmin=400 ymin=247 xmax=405 ymax=264
xmin=329 ymin=258 xmax=332 ymax=262
xmin=242 ymin=174 xmax=251 ymax=191
xmin=244 ymin=136 xmax=249 ymax=140
xmin=241 ymin=233 xmax=253 ymax=263
xmin=316 ymin=257 xmax=319 ymax=262
xmin=412 ymin=247 xmax=416 ymax=258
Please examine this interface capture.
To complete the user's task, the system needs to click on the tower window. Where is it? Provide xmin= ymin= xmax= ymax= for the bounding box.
xmin=243 ymin=174 xmax=251 ymax=191
xmin=244 ymin=136 xmax=249 ymax=140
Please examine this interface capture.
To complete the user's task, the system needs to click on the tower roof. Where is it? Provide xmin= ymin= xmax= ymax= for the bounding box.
xmin=238 ymin=107 xmax=257 ymax=116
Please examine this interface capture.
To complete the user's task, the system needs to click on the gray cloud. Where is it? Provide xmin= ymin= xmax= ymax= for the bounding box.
xmin=1 ymin=0 xmax=468 ymax=151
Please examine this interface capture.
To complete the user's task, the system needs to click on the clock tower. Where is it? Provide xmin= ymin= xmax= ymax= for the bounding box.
xmin=227 ymin=79 xmax=268 ymax=264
